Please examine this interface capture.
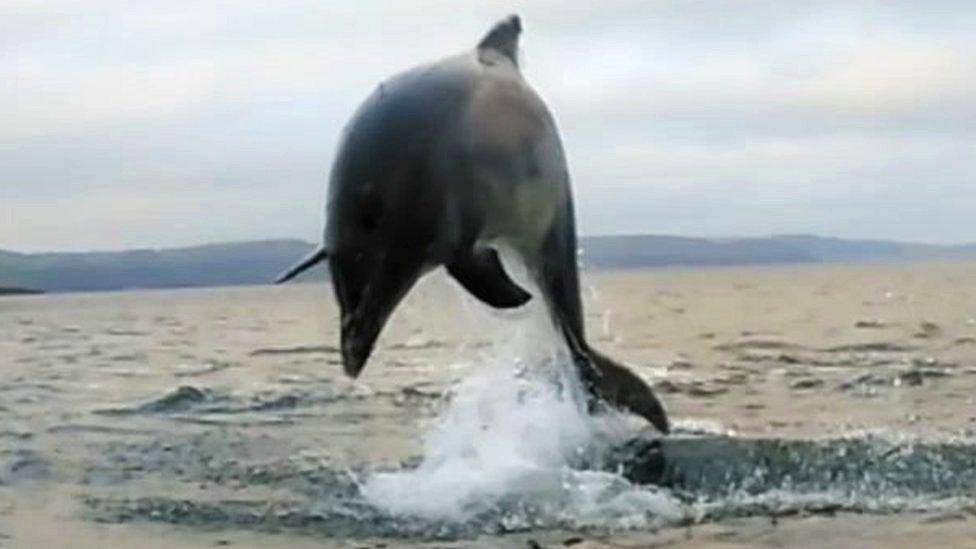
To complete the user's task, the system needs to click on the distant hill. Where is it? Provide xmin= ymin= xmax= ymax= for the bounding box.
xmin=581 ymin=235 xmax=815 ymax=268
xmin=579 ymin=234 xmax=957 ymax=269
xmin=0 ymin=287 xmax=43 ymax=296
xmin=2 ymin=235 xmax=974 ymax=293
xmin=0 ymin=240 xmax=316 ymax=293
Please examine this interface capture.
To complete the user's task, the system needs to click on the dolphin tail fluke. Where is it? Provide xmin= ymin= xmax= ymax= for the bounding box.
xmin=586 ymin=347 xmax=671 ymax=435
xmin=274 ymin=246 xmax=328 ymax=284
xmin=558 ymin=320 xmax=671 ymax=435
xmin=477 ymin=14 xmax=521 ymax=65
xmin=529 ymin=196 xmax=668 ymax=432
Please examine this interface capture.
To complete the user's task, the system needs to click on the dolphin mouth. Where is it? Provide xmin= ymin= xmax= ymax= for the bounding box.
xmin=330 ymin=251 xmax=424 ymax=380
xmin=340 ymin=311 xmax=380 ymax=379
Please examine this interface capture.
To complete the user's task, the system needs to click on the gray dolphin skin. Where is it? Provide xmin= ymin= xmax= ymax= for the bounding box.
xmin=276 ymin=15 xmax=669 ymax=433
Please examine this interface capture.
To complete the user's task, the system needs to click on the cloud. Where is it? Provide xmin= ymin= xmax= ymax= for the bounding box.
xmin=4 ymin=179 xmax=324 ymax=252
xmin=2 ymin=1 xmax=975 ymax=251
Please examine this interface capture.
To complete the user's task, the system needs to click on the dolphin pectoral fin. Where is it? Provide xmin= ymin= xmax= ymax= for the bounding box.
xmin=274 ymin=246 xmax=328 ymax=284
xmin=447 ymin=248 xmax=532 ymax=309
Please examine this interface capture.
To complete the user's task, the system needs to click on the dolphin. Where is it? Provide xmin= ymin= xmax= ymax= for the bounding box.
xmin=276 ymin=15 xmax=669 ymax=433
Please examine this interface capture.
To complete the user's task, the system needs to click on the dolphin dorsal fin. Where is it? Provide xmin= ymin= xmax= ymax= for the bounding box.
xmin=477 ymin=14 xmax=521 ymax=66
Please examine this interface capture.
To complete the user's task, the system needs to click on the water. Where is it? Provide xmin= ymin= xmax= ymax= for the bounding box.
xmin=78 ymin=307 xmax=976 ymax=540
xmin=3 ymin=266 xmax=976 ymax=545
xmin=80 ymin=429 xmax=976 ymax=540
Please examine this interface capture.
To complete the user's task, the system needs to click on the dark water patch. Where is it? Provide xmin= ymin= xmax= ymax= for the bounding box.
xmin=96 ymin=386 xmax=218 ymax=415
xmin=84 ymin=431 xmax=362 ymax=497
xmin=920 ymin=510 xmax=971 ymax=524
xmin=656 ymin=435 xmax=976 ymax=504
xmin=108 ymin=352 xmax=148 ymax=362
xmin=57 ymin=353 xmax=81 ymax=364
xmin=81 ymin=433 xmax=976 ymax=540
xmin=0 ymin=381 xmax=63 ymax=394
xmin=838 ymin=367 xmax=955 ymax=393
xmin=714 ymin=339 xmax=805 ymax=352
xmin=197 ymin=390 xmax=348 ymax=416
xmin=249 ymin=345 xmax=340 ymax=356
xmin=0 ymin=449 xmax=53 ymax=484
xmin=898 ymin=367 xmax=954 ymax=384
xmin=84 ymin=431 xmax=264 ymax=486
xmin=380 ymin=385 xmax=444 ymax=408
xmin=913 ymin=321 xmax=944 ymax=339
xmin=655 ymin=380 xmax=728 ymax=398
xmin=95 ymin=386 xmax=348 ymax=417
xmin=11 ymin=394 xmax=46 ymax=405
xmin=824 ymin=342 xmax=918 ymax=353
xmin=910 ymin=356 xmax=956 ymax=369
xmin=152 ymin=316 xmax=181 ymax=326
xmin=854 ymin=319 xmax=889 ymax=329
xmin=789 ymin=377 xmax=825 ymax=390
xmin=84 ymin=470 xmax=605 ymax=539
xmin=224 ymin=392 xmax=315 ymax=413
xmin=172 ymin=416 xmax=296 ymax=427
xmin=47 ymin=424 xmax=156 ymax=436
xmin=735 ymin=352 xmax=873 ymax=369
xmin=36 ymin=342 xmax=77 ymax=352
xmin=83 ymin=495 xmax=482 ymax=539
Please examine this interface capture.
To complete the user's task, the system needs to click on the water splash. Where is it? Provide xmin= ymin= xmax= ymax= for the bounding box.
xmin=361 ymin=300 xmax=682 ymax=527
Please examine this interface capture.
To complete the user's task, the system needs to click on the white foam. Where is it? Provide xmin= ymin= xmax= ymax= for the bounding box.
xmin=361 ymin=307 xmax=682 ymax=527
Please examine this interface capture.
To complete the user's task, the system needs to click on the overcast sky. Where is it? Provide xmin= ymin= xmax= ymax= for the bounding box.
xmin=3 ymin=1 xmax=975 ymax=252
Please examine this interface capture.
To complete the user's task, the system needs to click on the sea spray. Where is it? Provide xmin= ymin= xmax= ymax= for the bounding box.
xmin=361 ymin=280 xmax=682 ymax=527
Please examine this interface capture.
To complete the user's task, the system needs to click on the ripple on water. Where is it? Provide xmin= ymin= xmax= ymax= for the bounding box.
xmin=80 ymin=432 xmax=976 ymax=540
xmin=77 ymin=317 xmax=976 ymax=540
xmin=75 ymin=363 xmax=976 ymax=540
xmin=93 ymin=384 xmax=357 ymax=418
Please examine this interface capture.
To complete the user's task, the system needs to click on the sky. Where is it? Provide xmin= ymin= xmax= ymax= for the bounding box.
xmin=2 ymin=0 xmax=975 ymax=252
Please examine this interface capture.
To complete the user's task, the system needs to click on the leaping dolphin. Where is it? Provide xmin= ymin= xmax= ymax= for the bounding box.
xmin=276 ymin=15 xmax=669 ymax=433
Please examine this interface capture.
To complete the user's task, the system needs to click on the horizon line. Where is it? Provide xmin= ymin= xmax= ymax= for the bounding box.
xmin=3 ymin=232 xmax=974 ymax=256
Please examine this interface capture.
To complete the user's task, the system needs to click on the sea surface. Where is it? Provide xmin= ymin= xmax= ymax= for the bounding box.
xmin=2 ymin=260 xmax=976 ymax=548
